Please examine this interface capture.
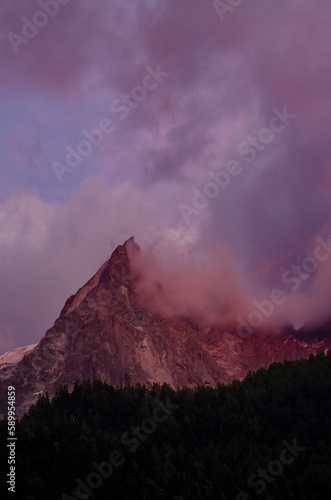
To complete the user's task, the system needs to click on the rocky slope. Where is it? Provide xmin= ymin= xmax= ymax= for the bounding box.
xmin=1 ymin=237 xmax=331 ymax=417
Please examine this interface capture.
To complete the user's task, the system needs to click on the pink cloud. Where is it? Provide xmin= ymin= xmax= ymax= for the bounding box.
xmin=1 ymin=0 xmax=331 ymax=350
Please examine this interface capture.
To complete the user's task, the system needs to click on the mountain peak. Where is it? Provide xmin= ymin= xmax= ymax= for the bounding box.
xmin=60 ymin=237 xmax=140 ymax=317
xmin=108 ymin=235 xmax=140 ymax=270
xmin=102 ymin=235 xmax=140 ymax=284
xmin=2 ymin=237 xmax=331 ymax=418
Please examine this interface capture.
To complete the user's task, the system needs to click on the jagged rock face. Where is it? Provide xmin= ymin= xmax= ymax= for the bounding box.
xmin=1 ymin=237 xmax=331 ymax=417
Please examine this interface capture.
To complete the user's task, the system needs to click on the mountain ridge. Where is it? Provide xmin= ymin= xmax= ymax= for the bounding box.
xmin=1 ymin=237 xmax=331 ymax=417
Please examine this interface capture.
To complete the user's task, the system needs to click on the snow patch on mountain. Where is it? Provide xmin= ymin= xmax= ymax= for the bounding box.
xmin=0 ymin=344 xmax=37 ymax=367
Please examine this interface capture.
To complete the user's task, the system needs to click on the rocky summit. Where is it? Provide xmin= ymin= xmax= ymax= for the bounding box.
xmin=1 ymin=237 xmax=331 ymax=417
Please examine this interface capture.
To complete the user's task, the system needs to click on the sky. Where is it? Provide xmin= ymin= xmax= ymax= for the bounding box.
xmin=1 ymin=0 xmax=331 ymax=353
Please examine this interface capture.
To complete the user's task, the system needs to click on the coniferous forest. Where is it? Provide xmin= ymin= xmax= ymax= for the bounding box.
xmin=1 ymin=351 xmax=331 ymax=499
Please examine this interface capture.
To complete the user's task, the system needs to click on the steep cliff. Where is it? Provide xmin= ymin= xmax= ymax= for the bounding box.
xmin=1 ymin=237 xmax=331 ymax=417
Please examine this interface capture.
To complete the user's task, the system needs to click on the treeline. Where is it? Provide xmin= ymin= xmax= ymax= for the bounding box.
xmin=1 ymin=351 xmax=331 ymax=499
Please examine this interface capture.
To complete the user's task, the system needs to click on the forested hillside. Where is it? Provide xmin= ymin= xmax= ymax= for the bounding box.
xmin=2 ymin=351 xmax=331 ymax=499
